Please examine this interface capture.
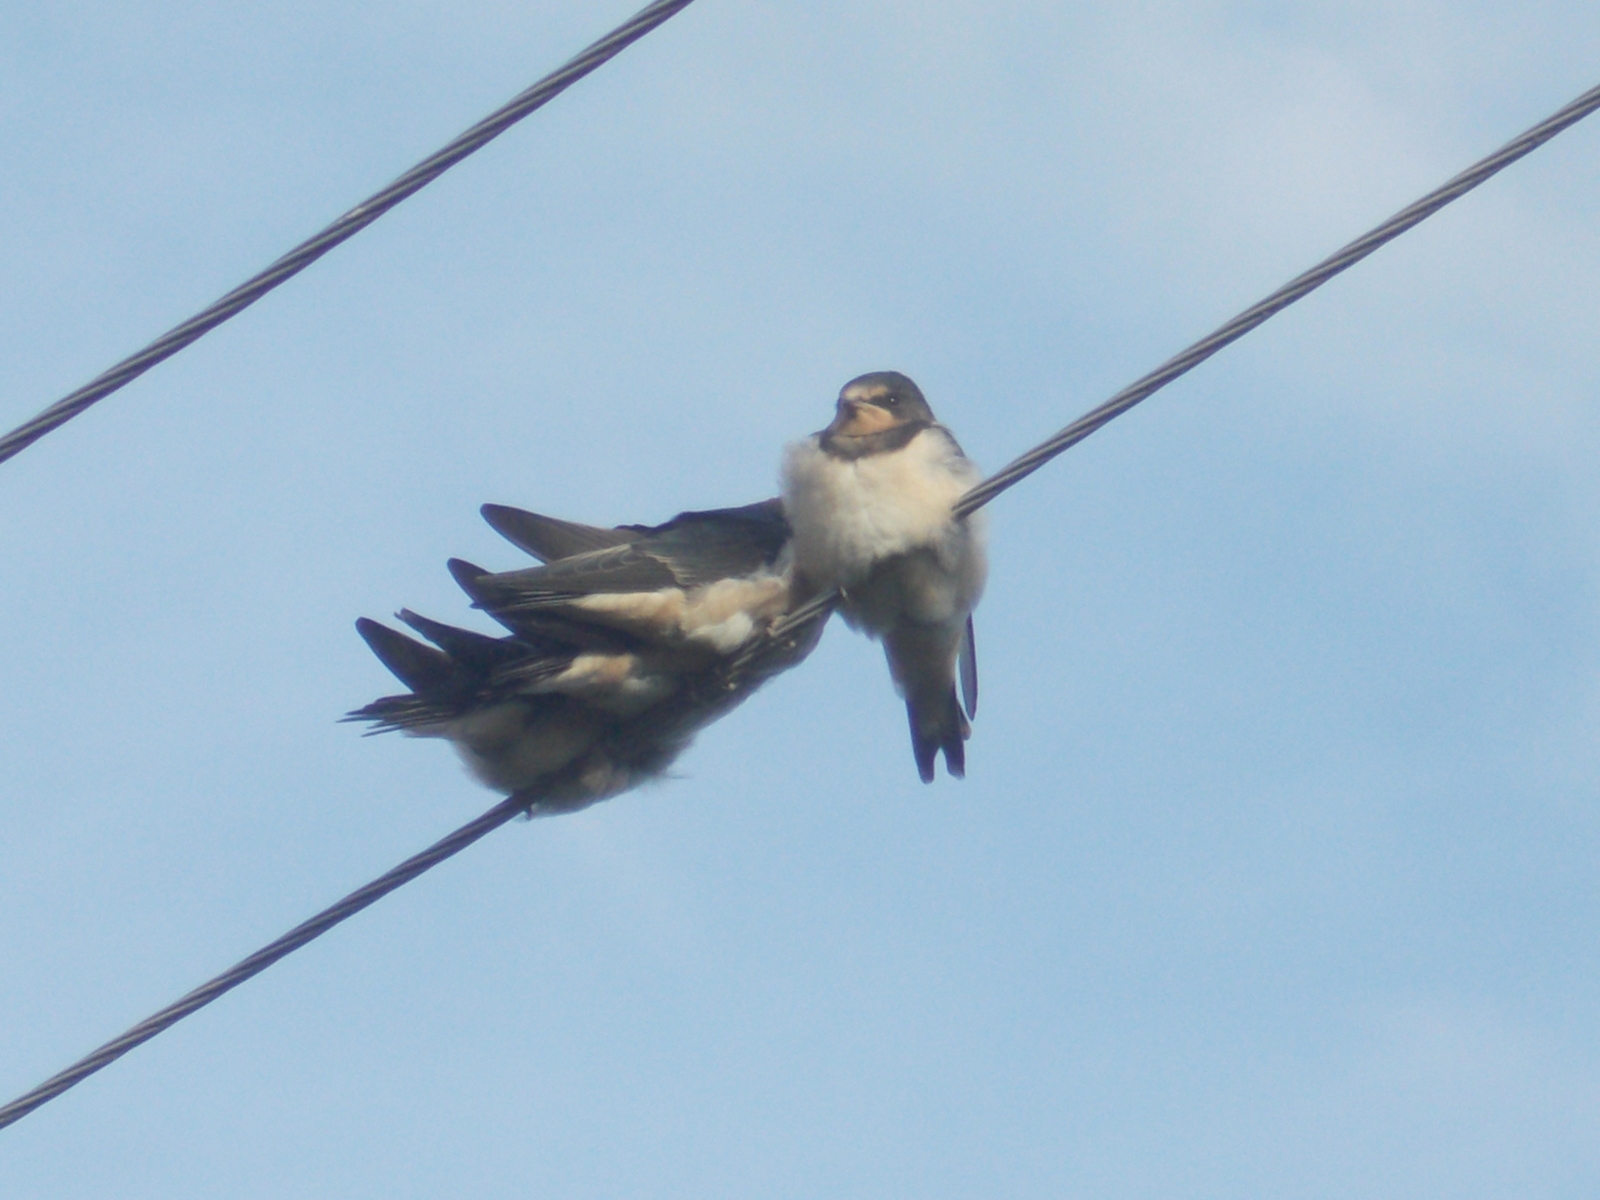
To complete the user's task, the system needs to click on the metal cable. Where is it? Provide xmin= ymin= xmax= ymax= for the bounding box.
xmin=0 ymin=794 xmax=529 ymax=1132
xmin=0 ymin=0 xmax=697 ymax=469
xmin=952 ymin=79 xmax=1600 ymax=520
xmin=0 ymin=589 xmax=832 ymax=1133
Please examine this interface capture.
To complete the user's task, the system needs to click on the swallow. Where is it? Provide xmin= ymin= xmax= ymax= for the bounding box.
xmin=781 ymin=371 xmax=987 ymax=782
xmin=348 ymin=499 xmax=827 ymax=814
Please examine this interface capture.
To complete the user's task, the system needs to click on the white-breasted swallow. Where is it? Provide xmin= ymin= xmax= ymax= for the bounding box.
xmin=781 ymin=371 xmax=988 ymax=782
xmin=348 ymin=499 xmax=826 ymax=814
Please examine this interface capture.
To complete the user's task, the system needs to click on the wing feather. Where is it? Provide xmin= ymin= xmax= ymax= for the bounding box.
xmin=466 ymin=499 xmax=791 ymax=613
xmin=481 ymin=504 xmax=641 ymax=562
xmin=958 ymin=614 xmax=978 ymax=720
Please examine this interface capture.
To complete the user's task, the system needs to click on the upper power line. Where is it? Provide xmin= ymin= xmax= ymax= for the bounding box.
xmin=0 ymin=0 xmax=697 ymax=469
xmin=953 ymin=80 xmax=1600 ymax=519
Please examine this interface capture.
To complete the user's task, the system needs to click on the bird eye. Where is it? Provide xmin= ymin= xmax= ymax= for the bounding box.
xmin=884 ymin=395 xmax=899 ymax=407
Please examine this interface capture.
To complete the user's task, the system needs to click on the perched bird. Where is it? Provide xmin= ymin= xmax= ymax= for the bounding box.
xmin=348 ymin=499 xmax=827 ymax=814
xmin=781 ymin=371 xmax=987 ymax=782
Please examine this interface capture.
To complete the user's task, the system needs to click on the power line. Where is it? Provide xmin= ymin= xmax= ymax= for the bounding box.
xmin=4 ymin=73 xmax=1596 ymax=1138
xmin=0 ymin=594 xmax=835 ymax=1132
xmin=0 ymin=0 xmax=697 ymax=469
xmin=952 ymin=80 xmax=1600 ymax=520
xmin=0 ymin=795 xmax=528 ymax=1132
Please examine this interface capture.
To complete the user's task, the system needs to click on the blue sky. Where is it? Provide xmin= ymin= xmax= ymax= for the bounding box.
xmin=2 ymin=1 xmax=1598 ymax=1195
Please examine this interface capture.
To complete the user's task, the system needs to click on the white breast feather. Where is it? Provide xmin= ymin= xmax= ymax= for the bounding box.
xmin=781 ymin=426 xmax=985 ymax=591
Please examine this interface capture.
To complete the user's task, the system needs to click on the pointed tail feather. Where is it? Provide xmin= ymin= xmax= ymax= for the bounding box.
xmin=355 ymin=618 xmax=458 ymax=694
xmin=906 ymin=685 xmax=970 ymax=783
xmin=396 ymin=609 xmax=527 ymax=671
xmin=447 ymin=557 xmax=491 ymax=601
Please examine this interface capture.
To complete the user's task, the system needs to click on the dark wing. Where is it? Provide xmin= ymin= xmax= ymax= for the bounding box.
xmin=459 ymin=499 xmax=791 ymax=632
xmin=616 ymin=498 xmax=791 ymax=585
xmin=958 ymin=614 xmax=978 ymax=719
xmin=481 ymin=504 xmax=641 ymax=563
xmin=347 ymin=615 xmax=575 ymax=733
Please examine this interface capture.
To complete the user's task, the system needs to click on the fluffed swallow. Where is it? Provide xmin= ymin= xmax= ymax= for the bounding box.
xmin=348 ymin=499 xmax=827 ymax=814
xmin=781 ymin=371 xmax=987 ymax=782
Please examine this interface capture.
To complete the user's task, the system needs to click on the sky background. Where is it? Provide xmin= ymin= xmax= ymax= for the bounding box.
xmin=2 ymin=1 xmax=1599 ymax=1195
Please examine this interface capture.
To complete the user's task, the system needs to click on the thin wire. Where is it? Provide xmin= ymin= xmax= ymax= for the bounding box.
xmin=731 ymin=591 xmax=836 ymax=675
xmin=0 ymin=795 xmax=528 ymax=1132
xmin=952 ymin=79 xmax=1600 ymax=520
xmin=0 ymin=592 xmax=836 ymax=1133
xmin=0 ymin=0 xmax=698 ymax=469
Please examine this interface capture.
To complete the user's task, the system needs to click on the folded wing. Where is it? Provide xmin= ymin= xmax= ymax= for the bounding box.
xmin=349 ymin=499 xmax=826 ymax=814
xmin=459 ymin=499 xmax=794 ymax=655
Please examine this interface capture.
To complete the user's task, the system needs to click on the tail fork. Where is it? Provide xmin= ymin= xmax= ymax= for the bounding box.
xmin=907 ymin=684 xmax=971 ymax=783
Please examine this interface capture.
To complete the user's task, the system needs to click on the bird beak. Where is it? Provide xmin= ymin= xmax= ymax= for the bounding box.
xmin=825 ymin=398 xmax=862 ymax=437
xmin=826 ymin=398 xmax=896 ymax=438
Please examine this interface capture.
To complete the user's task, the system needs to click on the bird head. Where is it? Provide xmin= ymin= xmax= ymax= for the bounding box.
xmin=824 ymin=371 xmax=935 ymax=441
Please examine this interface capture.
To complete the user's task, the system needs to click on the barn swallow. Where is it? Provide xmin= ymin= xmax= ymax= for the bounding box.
xmin=348 ymin=499 xmax=827 ymax=814
xmin=781 ymin=371 xmax=988 ymax=782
